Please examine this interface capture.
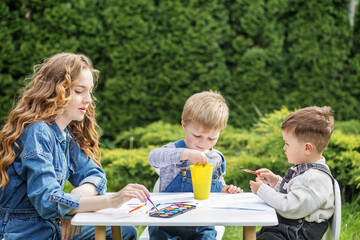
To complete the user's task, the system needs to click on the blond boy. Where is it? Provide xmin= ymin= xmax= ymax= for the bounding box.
xmin=250 ymin=106 xmax=335 ymax=240
xmin=148 ymin=90 xmax=242 ymax=240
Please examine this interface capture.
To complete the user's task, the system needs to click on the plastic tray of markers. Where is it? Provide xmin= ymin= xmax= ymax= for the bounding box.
xmin=149 ymin=203 xmax=196 ymax=218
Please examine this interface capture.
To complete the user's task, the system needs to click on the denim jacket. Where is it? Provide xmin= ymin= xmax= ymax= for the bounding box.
xmin=0 ymin=121 xmax=107 ymax=239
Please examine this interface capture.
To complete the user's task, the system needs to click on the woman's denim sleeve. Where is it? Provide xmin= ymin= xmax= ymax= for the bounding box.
xmin=68 ymin=141 xmax=107 ymax=195
xmin=21 ymin=128 xmax=81 ymax=219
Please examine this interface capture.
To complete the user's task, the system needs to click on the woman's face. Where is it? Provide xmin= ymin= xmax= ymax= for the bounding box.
xmin=55 ymin=68 xmax=94 ymax=130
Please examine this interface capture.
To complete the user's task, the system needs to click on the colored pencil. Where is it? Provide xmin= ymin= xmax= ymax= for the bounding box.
xmin=240 ymin=168 xmax=260 ymax=176
xmin=129 ymin=203 xmax=146 ymax=213
xmin=146 ymin=203 xmax=161 ymax=213
xmin=147 ymin=197 xmax=160 ymax=211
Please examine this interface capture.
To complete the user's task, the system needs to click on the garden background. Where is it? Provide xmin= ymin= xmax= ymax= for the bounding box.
xmin=1 ymin=0 xmax=359 ymax=239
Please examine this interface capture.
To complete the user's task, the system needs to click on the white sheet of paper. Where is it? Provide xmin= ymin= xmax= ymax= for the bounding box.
xmin=210 ymin=193 xmax=273 ymax=211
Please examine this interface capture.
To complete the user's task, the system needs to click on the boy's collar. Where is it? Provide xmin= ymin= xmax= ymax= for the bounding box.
xmin=294 ymin=156 xmax=326 ymax=167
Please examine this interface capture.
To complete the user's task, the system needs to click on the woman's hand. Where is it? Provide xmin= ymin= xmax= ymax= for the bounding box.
xmin=109 ymin=183 xmax=150 ymax=208
xmin=67 ymin=183 xmax=151 ymax=215
xmin=222 ymin=184 xmax=243 ymax=194
xmin=61 ymin=218 xmax=81 ymax=240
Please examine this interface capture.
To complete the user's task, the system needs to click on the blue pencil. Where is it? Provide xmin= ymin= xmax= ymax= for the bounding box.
xmin=146 ymin=203 xmax=161 ymax=213
xmin=147 ymin=196 xmax=160 ymax=211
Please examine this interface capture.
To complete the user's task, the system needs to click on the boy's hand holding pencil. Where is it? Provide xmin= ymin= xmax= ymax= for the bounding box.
xmin=248 ymin=168 xmax=281 ymax=194
xmin=242 ymin=168 xmax=280 ymax=194
xmin=255 ymin=169 xmax=279 ymax=188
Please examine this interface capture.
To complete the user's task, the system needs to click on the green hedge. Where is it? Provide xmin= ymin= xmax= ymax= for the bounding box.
xmin=103 ymin=108 xmax=360 ymax=203
xmin=1 ymin=0 xmax=360 ymax=141
xmin=101 ymin=147 xmax=158 ymax=191
xmin=113 ymin=121 xmax=184 ymax=149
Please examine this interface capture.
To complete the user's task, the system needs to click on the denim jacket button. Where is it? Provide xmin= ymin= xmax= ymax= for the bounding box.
xmin=298 ymin=219 xmax=303 ymax=223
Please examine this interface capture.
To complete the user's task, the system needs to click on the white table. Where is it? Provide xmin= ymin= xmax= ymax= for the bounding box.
xmin=72 ymin=192 xmax=278 ymax=240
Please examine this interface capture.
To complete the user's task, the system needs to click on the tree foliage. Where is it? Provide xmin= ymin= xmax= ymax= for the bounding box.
xmin=0 ymin=0 xmax=359 ymax=141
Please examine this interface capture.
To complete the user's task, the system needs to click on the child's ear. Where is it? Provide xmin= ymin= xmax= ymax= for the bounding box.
xmin=181 ymin=120 xmax=186 ymax=131
xmin=304 ymin=142 xmax=313 ymax=154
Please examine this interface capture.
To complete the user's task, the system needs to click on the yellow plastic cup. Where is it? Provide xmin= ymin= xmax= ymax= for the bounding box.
xmin=190 ymin=164 xmax=213 ymax=200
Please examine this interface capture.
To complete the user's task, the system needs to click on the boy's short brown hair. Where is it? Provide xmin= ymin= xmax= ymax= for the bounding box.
xmin=182 ymin=90 xmax=229 ymax=132
xmin=281 ymin=106 xmax=334 ymax=153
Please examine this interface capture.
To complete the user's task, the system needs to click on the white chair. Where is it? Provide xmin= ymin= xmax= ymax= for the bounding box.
xmin=323 ymin=179 xmax=341 ymax=240
xmin=138 ymin=178 xmax=225 ymax=240
xmin=138 ymin=225 xmax=225 ymax=240
xmin=152 ymin=178 xmax=160 ymax=193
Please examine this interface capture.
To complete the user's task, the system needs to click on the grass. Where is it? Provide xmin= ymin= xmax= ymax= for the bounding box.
xmin=135 ymin=201 xmax=360 ymax=239
xmin=339 ymin=201 xmax=360 ymax=240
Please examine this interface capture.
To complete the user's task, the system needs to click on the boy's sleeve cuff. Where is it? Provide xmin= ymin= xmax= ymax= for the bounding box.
xmin=274 ymin=176 xmax=282 ymax=191
xmin=257 ymin=183 xmax=268 ymax=197
xmin=257 ymin=183 xmax=276 ymax=200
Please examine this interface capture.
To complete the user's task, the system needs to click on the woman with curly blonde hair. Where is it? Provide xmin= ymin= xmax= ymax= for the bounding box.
xmin=0 ymin=52 xmax=149 ymax=240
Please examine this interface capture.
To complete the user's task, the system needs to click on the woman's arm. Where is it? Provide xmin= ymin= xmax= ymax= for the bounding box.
xmin=70 ymin=183 xmax=98 ymax=196
xmin=68 ymin=183 xmax=149 ymax=214
xmin=62 ymin=183 xmax=150 ymax=239
xmin=68 ymin=141 xmax=108 ymax=195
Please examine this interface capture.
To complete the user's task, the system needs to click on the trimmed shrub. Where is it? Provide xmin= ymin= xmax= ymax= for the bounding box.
xmin=114 ymin=121 xmax=184 ymax=149
xmin=105 ymin=108 xmax=360 ymax=202
xmin=101 ymin=147 xmax=158 ymax=191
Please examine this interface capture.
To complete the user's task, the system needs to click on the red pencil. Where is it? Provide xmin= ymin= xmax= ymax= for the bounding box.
xmin=129 ymin=203 xmax=146 ymax=213
xmin=240 ymin=168 xmax=260 ymax=176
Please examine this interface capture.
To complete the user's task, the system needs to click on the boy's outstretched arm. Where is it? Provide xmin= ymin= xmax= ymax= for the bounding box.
xmin=148 ymin=143 xmax=184 ymax=168
xmin=149 ymin=143 xmax=209 ymax=166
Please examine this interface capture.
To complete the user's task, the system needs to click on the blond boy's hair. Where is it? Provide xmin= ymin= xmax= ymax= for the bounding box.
xmin=182 ymin=90 xmax=229 ymax=131
xmin=281 ymin=106 xmax=334 ymax=153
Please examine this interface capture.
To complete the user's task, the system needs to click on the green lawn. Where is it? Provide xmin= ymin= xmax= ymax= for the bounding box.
xmin=136 ymin=201 xmax=360 ymax=239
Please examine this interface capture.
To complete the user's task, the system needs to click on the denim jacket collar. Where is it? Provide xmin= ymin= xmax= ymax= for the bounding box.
xmin=51 ymin=121 xmax=72 ymax=143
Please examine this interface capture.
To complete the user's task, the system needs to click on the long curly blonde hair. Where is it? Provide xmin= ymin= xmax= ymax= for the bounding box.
xmin=0 ymin=52 xmax=102 ymax=188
